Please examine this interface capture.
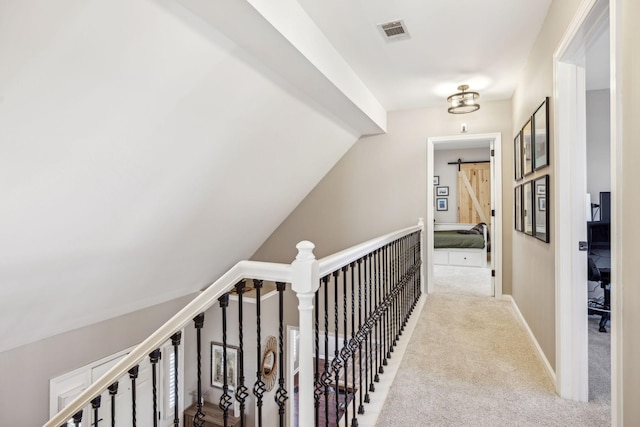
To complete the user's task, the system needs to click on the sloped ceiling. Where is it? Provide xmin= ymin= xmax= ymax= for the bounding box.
xmin=0 ymin=0 xmax=372 ymax=352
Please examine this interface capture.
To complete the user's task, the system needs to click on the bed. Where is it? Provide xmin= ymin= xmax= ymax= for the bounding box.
xmin=433 ymin=223 xmax=488 ymax=267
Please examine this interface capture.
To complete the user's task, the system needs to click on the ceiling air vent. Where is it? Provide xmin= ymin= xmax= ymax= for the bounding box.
xmin=378 ymin=20 xmax=410 ymax=41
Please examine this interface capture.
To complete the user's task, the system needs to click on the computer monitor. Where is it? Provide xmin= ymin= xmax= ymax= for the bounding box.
xmin=599 ymin=191 xmax=611 ymax=223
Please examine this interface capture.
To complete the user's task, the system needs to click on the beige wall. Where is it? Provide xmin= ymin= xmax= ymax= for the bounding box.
xmin=510 ymin=0 xmax=584 ymax=372
xmin=618 ymin=0 xmax=640 ymax=422
xmin=252 ymin=100 xmax=513 ymax=294
xmin=0 ymin=294 xmax=195 ymax=426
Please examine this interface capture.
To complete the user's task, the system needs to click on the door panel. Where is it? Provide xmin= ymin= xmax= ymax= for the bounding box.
xmin=457 ymin=163 xmax=491 ymax=225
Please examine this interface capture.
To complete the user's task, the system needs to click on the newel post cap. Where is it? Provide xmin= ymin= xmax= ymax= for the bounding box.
xmin=292 ymin=240 xmax=319 ymax=294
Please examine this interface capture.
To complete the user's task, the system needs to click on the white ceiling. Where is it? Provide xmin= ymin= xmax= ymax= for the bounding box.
xmin=296 ymin=0 xmax=553 ymax=111
xmin=0 ymin=0 xmax=559 ymax=353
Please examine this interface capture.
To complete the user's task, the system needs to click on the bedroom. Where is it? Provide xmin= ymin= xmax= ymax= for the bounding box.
xmin=431 ymin=142 xmax=494 ymax=297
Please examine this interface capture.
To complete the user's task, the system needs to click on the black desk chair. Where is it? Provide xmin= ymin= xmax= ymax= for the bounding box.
xmin=588 ymin=255 xmax=610 ymax=332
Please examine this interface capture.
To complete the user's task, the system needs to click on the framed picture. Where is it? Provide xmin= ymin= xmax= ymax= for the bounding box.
xmin=436 ymin=198 xmax=448 ymax=211
xmin=533 ymin=98 xmax=550 ymax=170
xmin=436 ymin=186 xmax=449 ymax=196
xmin=514 ymin=185 xmax=523 ymax=232
xmin=522 ymin=119 xmax=534 ymax=176
xmin=538 ymin=197 xmax=546 ymax=211
xmin=433 ymin=176 xmax=440 ymax=185
xmin=534 ymin=175 xmax=550 ymax=243
xmin=523 ymin=181 xmax=533 ymax=236
xmin=514 ymin=131 xmax=523 ymax=181
xmin=211 ymin=342 xmax=238 ymax=389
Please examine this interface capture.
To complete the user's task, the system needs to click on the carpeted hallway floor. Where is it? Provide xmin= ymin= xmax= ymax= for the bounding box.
xmin=375 ymin=290 xmax=611 ymax=426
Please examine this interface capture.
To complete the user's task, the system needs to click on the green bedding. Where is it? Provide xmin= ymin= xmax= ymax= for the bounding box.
xmin=434 ymin=230 xmax=485 ymax=249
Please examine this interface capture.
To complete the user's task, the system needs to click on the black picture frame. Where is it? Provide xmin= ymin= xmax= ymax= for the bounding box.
xmin=523 ymin=181 xmax=534 ymax=236
xmin=515 ymin=185 xmax=523 ymax=232
xmin=433 ymin=176 xmax=439 ymax=185
xmin=533 ymin=98 xmax=550 ymax=170
xmin=436 ymin=198 xmax=448 ymax=211
xmin=514 ymin=131 xmax=523 ymax=181
xmin=522 ymin=119 xmax=534 ymax=176
xmin=211 ymin=342 xmax=238 ymax=389
xmin=534 ymin=175 xmax=550 ymax=243
xmin=436 ymin=186 xmax=449 ymax=196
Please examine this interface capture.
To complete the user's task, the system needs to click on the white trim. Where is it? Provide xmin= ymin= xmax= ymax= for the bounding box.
xmin=553 ymin=0 xmax=611 ymax=403
xmin=426 ymin=133 xmax=502 ymax=298
xmin=609 ymin=0 xmax=622 ymax=423
xmin=503 ymin=296 xmax=556 ymax=385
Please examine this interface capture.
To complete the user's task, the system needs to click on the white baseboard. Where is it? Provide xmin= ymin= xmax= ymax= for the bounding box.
xmin=501 ymin=295 xmax=557 ymax=386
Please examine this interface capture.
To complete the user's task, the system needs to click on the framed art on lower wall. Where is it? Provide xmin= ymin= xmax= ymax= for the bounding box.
xmin=523 ymin=181 xmax=533 ymax=236
xmin=211 ymin=342 xmax=238 ymax=389
xmin=436 ymin=198 xmax=448 ymax=211
xmin=534 ymin=175 xmax=550 ymax=242
xmin=515 ymin=185 xmax=523 ymax=232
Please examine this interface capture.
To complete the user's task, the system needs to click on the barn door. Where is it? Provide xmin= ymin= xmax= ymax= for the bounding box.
xmin=457 ymin=163 xmax=491 ymax=225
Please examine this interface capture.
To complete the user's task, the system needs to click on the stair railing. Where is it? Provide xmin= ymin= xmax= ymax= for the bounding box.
xmin=45 ymin=219 xmax=424 ymax=427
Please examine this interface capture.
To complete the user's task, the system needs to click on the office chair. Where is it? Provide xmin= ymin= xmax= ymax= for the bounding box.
xmin=587 ymin=256 xmax=610 ymax=333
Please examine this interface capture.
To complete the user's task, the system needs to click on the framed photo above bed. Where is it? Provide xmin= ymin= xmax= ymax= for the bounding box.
xmin=436 ymin=186 xmax=449 ymax=196
xmin=534 ymin=175 xmax=550 ymax=243
xmin=533 ymin=98 xmax=549 ymax=171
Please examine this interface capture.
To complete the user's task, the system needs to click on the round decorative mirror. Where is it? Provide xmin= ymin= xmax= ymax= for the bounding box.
xmin=262 ymin=336 xmax=278 ymax=391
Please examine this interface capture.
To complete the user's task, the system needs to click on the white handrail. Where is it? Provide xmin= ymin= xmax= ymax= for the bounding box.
xmin=45 ymin=219 xmax=424 ymax=427
xmin=318 ymin=224 xmax=422 ymax=277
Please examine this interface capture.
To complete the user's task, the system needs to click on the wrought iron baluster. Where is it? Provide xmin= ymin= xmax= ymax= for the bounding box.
xmin=150 ymin=349 xmax=161 ymax=427
xmin=332 ymin=270 xmax=341 ymax=427
xmin=374 ymin=249 xmax=382 ymax=381
xmin=350 ymin=261 xmax=359 ymax=426
xmin=171 ymin=332 xmax=181 ymax=427
xmin=379 ymin=246 xmax=385 ymax=369
xmin=384 ymin=243 xmax=390 ymax=363
xmin=72 ymin=411 xmax=82 ymax=427
xmin=341 ymin=265 xmax=350 ymax=427
xmin=314 ymin=286 xmax=321 ymax=427
xmin=219 ymin=294 xmax=232 ymax=427
xmin=381 ymin=246 xmax=388 ymax=368
xmin=391 ymin=240 xmax=397 ymax=351
xmin=193 ymin=313 xmax=206 ymax=427
xmin=91 ymin=396 xmax=101 ymax=427
xmin=275 ymin=282 xmax=288 ymax=427
xmin=321 ymin=275 xmax=331 ymax=425
xmin=235 ymin=280 xmax=248 ymax=427
xmin=364 ymin=254 xmax=372 ymax=399
xmin=357 ymin=258 xmax=365 ymax=415
xmin=252 ymin=279 xmax=265 ymax=427
xmin=128 ymin=365 xmax=139 ymax=427
xmin=108 ymin=382 xmax=118 ymax=427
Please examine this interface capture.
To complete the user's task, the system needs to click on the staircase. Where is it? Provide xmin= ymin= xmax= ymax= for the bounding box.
xmin=46 ymin=220 xmax=424 ymax=427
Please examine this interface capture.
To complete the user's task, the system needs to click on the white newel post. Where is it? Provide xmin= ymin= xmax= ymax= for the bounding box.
xmin=291 ymin=241 xmax=320 ymax=426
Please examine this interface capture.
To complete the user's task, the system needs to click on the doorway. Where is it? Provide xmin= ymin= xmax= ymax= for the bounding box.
xmin=426 ymin=133 xmax=503 ymax=298
xmin=553 ymin=0 xmax=616 ymax=412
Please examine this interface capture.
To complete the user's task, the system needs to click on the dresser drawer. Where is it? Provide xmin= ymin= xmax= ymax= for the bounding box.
xmin=449 ymin=251 xmax=483 ymax=267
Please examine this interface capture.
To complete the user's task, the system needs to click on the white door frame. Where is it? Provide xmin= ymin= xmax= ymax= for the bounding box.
xmin=553 ymin=0 xmax=619 ymax=414
xmin=426 ymin=132 xmax=503 ymax=298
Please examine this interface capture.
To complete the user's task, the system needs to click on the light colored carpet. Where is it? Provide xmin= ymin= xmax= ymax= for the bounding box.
xmin=434 ymin=265 xmax=491 ymax=297
xmin=375 ymin=293 xmax=611 ymax=426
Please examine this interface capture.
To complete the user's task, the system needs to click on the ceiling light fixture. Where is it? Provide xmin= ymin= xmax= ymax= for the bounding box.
xmin=447 ymin=85 xmax=480 ymax=114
